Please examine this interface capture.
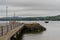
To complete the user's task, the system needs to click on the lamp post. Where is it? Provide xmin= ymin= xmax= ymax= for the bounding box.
xmin=6 ymin=0 xmax=8 ymax=32
xmin=6 ymin=0 xmax=8 ymax=17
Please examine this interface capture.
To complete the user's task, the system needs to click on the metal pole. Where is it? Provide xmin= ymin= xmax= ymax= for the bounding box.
xmin=6 ymin=1 xmax=8 ymax=32
xmin=13 ymin=11 xmax=16 ymax=28
xmin=12 ymin=11 xmax=15 ymax=17
xmin=6 ymin=0 xmax=8 ymax=17
xmin=6 ymin=6 xmax=8 ymax=17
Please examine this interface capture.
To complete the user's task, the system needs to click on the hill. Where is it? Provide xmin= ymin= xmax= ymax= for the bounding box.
xmin=0 ymin=15 xmax=60 ymax=21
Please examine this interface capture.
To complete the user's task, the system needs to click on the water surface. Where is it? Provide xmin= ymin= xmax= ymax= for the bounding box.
xmin=20 ymin=21 xmax=60 ymax=40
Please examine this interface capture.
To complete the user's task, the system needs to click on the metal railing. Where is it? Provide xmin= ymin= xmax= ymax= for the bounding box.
xmin=0 ymin=22 xmax=21 ymax=37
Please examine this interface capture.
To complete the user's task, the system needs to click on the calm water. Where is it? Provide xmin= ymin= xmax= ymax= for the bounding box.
xmin=20 ymin=21 xmax=60 ymax=40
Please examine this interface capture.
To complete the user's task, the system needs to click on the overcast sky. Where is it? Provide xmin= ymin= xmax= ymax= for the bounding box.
xmin=0 ymin=0 xmax=60 ymax=17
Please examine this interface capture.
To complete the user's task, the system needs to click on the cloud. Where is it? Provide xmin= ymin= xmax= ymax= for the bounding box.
xmin=0 ymin=0 xmax=57 ymax=7
xmin=0 ymin=0 xmax=60 ymax=17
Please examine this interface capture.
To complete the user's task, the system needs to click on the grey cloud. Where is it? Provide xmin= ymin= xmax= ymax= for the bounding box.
xmin=0 ymin=0 xmax=57 ymax=10
xmin=0 ymin=0 xmax=60 ymax=16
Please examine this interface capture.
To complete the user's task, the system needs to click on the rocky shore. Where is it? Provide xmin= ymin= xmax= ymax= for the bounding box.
xmin=23 ymin=23 xmax=46 ymax=33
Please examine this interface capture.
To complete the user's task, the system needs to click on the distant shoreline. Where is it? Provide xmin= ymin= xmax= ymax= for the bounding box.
xmin=0 ymin=15 xmax=60 ymax=21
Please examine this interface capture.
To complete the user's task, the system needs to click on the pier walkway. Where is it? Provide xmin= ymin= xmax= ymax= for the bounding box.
xmin=0 ymin=22 xmax=24 ymax=40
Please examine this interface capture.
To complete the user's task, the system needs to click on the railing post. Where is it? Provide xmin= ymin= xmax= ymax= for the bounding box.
xmin=11 ymin=25 xmax=12 ymax=30
xmin=1 ymin=26 xmax=3 ymax=36
xmin=7 ymin=25 xmax=9 ymax=33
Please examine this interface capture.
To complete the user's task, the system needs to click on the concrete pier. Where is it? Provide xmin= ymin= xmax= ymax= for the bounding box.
xmin=0 ymin=24 xmax=24 ymax=40
xmin=0 ymin=22 xmax=46 ymax=40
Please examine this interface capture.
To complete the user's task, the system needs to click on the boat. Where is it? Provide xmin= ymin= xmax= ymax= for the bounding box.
xmin=45 ymin=20 xmax=49 ymax=23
